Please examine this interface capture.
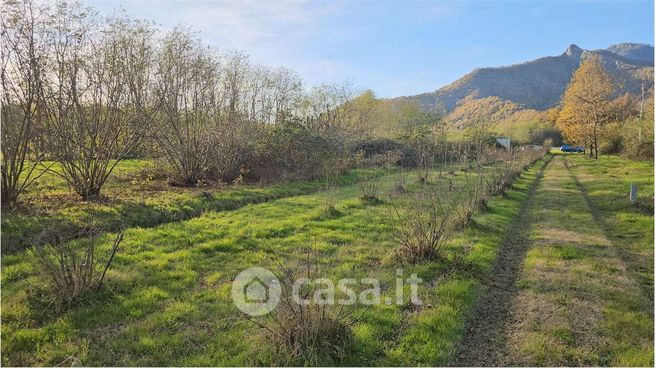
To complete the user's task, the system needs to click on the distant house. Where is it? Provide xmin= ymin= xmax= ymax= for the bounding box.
xmin=495 ymin=136 xmax=511 ymax=149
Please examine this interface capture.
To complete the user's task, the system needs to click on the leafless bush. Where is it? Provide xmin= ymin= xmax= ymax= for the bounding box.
xmin=153 ymin=28 xmax=215 ymax=186
xmin=31 ymin=228 xmax=124 ymax=304
xmin=359 ymin=175 xmax=380 ymax=203
xmin=416 ymin=144 xmax=433 ymax=185
xmin=485 ymin=168 xmax=512 ymax=197
xmin=483 ymin=149 xmax=518 ymax=196
xmin=391 ymin=142 xmax=545 ymax=264
xmin=484 ymin=146 xmax=546 ymax=197
xmin=391 ymin=187 xmax=456 ymax=263
xmin=453 ymin=161 xmax=487 ymax=225
xmin=391 ymin=174 xmax=407 ymax=195
xmin=247 ymin=255 xmax=360 ymax=365
xmin=206 ymin=119 xmax=258 ymax=183
xmin=322 ymin=180 xmax=340 ymax=217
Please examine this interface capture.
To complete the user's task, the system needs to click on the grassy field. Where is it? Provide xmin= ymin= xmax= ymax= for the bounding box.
xmin=1 ymin=161 xmax=387 ymax=253
xmin=1 ymin=156 xmax=543 ymax=366
xmin=455 ymin=152 xmax=653 ymax=366
xmin=1 ymin=152 xmax=652 ymax=366
xmin=566 ymin=154 xmax=654 ymax=303
xmin=505 ymin=154 xmax=653 ymax=365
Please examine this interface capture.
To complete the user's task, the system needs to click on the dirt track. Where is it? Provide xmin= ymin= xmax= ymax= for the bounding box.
xmin=455 ymin=156 xmax=550 ymax=366
xmin=456 ymin=155 xmax=652 ymax=366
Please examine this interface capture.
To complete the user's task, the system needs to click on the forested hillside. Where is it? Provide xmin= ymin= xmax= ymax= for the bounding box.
xmin=397 ymin=43 xmax=653 ymax=112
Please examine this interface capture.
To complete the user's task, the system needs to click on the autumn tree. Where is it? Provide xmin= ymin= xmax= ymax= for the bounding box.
xmin=557 ymin=55 xmax=613 ymax=158
xmin=340 ymin=89 xmax=381 ymax=139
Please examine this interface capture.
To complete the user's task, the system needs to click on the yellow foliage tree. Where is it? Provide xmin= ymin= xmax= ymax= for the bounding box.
xmin=557 ymin=55 xmax=614 ymax=158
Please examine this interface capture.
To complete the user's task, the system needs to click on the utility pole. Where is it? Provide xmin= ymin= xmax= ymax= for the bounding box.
xmin=639 ymin=83 xmax=644 ymax=143
xmin=639 ymin=82 xmax=645 ymax=120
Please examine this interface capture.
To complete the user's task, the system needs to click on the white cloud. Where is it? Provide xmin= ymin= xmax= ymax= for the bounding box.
xmin=91 ymin=0 xmax=337 ymax=48
xmin=87 ymin=0 xmax=459 ymax=96
xmin=89 ymin=0 xmax=345 ymax=75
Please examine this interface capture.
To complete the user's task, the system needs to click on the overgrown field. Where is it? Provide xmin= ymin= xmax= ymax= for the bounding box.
xmin=1 ymin=150 xmax=540 ymax=366
xmin=2 ymin=152 xmax=652 ymax=366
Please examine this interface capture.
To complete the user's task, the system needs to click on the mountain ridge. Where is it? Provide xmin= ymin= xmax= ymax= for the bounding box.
xmin=394 ymin=43 xmax=654 ymax=113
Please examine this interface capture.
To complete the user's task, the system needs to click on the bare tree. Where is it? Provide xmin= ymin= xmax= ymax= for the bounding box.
xmin=270 ymin=67 xmax=303 ymax=124
xmin=205 ymin=62 xmax=304 ymax=182
xmin=40 ymin=5 xmax=154 ymax=199
xmin=298 ymin=83 xmax=355 ymax=136
xmin=153 ymin=28 xmax=218 ymax=185
xmin=1 ymin=0 xmax=51 ymax=207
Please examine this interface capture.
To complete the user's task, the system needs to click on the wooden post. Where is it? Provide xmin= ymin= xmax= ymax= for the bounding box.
xmin=629 ymin=183 xmax=638 ymax=205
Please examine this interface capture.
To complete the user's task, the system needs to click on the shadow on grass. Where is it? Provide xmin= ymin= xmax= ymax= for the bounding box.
xmin=2 ymin=170 xmax=388 ymax=254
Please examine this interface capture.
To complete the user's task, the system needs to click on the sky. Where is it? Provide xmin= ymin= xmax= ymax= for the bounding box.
xmin=87 ymin=0 xmax=654 ymax=98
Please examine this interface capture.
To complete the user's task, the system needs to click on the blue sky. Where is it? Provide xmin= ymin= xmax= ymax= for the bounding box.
xmin=88 ymin=0 xmax=654 ymax=98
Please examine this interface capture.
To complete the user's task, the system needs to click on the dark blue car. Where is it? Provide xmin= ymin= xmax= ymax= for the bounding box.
xmin=560 ymin=145 xmax=585 ymax=153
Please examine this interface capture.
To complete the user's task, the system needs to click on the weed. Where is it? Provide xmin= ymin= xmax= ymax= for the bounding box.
xmin=247 ymin=253 xmax=362 ymax=365
xmin=359 ymin=176 xmax=381 ymax=203
xmin=454 ymin=162 xmax=486 ymax=225
xmin=391 ymin=187 xmax=456 ymax=263
xmin=322 ymin=181 xmax=340 ymax=217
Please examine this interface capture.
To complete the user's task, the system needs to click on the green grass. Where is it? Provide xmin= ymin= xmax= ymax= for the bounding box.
xmin=564 ymin=153 xmax=654 ymax=303
xmin=1 ymin=158 xmax=546 ymax=366
xmin=1 ymin=160 xmax=388 ymax=253
xmin=4 ymin=153 xmax=649 ymax=366
xmin=507 ymin=155 xmax=653 ymax=366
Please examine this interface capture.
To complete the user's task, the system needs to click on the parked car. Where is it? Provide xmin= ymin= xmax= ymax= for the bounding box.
xmin=560 ymin=145 xmax=585 ymax=153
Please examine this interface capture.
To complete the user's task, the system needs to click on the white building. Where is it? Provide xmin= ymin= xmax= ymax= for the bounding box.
xmin=495 ymin=136 xmax=511 ymax=149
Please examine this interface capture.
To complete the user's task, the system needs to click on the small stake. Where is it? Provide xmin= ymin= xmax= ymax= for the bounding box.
xmin=629 ymin=183 xmax=638 ymax=205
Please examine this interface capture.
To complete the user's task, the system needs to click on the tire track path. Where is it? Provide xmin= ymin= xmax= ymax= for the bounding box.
xmin=455 ymin=156 xmax=551 ymax=366
xmin=458 ymin=155 xmax=653 ymax=366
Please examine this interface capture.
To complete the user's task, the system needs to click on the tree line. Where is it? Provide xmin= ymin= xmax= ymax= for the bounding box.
xmin=3 ymin=0 xmax=426 ymax=207
xmin=5 ymin=1 xmax=649 ymax=209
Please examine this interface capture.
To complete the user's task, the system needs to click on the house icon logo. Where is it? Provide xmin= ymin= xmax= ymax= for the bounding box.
xmin=245 ymin=278 xmax=269 ymax=302
xmin=231 ymin=267 xmax=281 ymax=316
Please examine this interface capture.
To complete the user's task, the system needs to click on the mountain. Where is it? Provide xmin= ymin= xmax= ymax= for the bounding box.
xmin=398 ymin=43 xmax=654 ymax=113
xmin=607 ymin=43 xmax=654 ymax=64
